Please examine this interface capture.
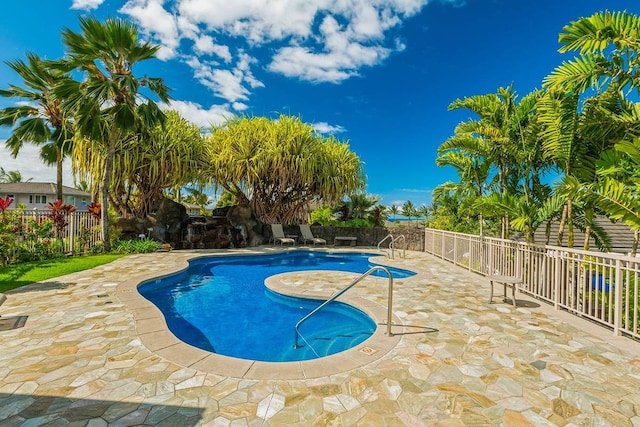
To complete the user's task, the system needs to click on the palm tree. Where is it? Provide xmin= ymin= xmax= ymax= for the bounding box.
xmin=0 ymin=167 xmax=32 ymax=183
xmin=76 ymin=110 xmax=206 ymax=218
xmin=447 ymin=86 xmax=543 ymax=238
xmin=0 ymin=53 xmax=73 ymax=200
xmin=416 ymin=204 xmax=430 ymax=225
xmin=347 ymin=192 xmax=379 ymax=220
xmin=54 ymin=17 xmax=169 ymax=251
xmin=402 ymin=200 xmax=415 ymax=226
xmin=544 ymin=11 xmax=640 ymax=96
xmin=184 ymin=187 xmax=209 ymax=207
xmin=544 ymin=11 xmax=640 ymax=249
xmin=436 ymin=133 xmax=492 ymax=235
xmin=388 ymin=204 xmax=399 ymax=222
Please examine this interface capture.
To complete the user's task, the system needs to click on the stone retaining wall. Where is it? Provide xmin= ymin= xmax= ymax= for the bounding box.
xmin=278 ymin=225 xmax=425 ymax=251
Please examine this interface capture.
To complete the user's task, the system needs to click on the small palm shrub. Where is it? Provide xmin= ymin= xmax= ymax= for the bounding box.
xmin=111 ymin=238 xmax=161 ymax=254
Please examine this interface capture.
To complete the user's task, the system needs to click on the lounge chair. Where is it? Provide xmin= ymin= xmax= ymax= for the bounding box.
xmin=270 ymin=224 xmax=296 ymax=245
xmin=299 ymin=224 xmax=327 ymax=246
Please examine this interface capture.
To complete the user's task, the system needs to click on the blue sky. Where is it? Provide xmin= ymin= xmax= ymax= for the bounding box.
xmin=1 ymin=0 xmax=639 ymax=208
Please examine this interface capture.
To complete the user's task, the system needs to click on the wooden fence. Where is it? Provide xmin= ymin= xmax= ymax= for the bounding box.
xmin=424 ymin=228 xmax=640 ymax=340
xmin=17 ymin=210 xmax=102 ymax=254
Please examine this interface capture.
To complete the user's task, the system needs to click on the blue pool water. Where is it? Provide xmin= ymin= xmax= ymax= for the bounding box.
xmin=139 ymin=250 xmax=415 ymax=362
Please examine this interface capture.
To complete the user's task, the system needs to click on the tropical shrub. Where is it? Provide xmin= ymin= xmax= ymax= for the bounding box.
xmin=111 ymin=238 xmax=161 ymax=254
xmin=310 ymin=206 xmax=335 ymax=226
xmin=47 ymin=200 xmax=77 ymax=237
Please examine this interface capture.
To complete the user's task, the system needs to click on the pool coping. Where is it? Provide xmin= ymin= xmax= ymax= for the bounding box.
xmin=115 ymin=248 xmax=405 ymax=380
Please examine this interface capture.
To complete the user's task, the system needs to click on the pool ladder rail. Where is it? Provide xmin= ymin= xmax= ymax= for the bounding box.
xmin=377 ymin=234 xmax=406 ymax=259
xmin=293 ymin=266 xmax=395 ymax=350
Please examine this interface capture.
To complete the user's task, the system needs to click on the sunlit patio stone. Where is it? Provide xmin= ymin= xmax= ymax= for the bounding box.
xmin=1 ymin=248 xmax=640 ymax=424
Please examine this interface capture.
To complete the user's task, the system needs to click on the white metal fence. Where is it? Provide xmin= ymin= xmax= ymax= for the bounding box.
xmin=424 ymin=228 xmax=640 ymax=339
xmin=17 ymin=210 xmax=101 ymax=254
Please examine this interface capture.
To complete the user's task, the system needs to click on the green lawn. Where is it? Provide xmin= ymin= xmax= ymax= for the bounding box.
xmin=0 ymin=255 xmax=124 ymax=293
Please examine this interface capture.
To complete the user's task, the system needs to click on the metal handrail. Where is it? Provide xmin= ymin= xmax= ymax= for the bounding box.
xmin=377 ymin=234 xmax=393 ymax=252
xmin=293 ymin=266 xmax=394 ymax=349
xmin=390 ymin=235 xmax=406 ymax=259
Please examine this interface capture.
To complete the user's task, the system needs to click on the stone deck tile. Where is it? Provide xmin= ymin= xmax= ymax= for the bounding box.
xmin=1 ymin=247 xmax=640 ymax=425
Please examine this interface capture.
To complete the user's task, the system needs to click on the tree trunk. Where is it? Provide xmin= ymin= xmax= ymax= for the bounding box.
xmin=567 ymin=199 xmax=574 ymax=248
xmin=101 ymin=134 xmax=116 ymax=252
xmin=556 ymin=204 xmax=568 ymax=246
xmin=545 ymin=221 xmax=551 ymax=245
xmin=56 ymin=148 xmax=63 ymax=201
xmin=583 ymin=207 xmax=593 ymax=251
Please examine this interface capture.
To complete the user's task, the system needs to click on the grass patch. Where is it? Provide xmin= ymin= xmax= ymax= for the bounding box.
xmin=0 ymin=255 xmax=124 ymax=293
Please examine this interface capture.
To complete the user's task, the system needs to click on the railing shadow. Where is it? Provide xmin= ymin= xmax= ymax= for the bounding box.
xmin=0 ymin=315 xmax=27 ymax=331
xmin=0 ymin=393 xmax=204 ymax=425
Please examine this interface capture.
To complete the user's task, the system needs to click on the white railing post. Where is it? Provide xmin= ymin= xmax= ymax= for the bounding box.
xmin=552 ymin=251 xmax=559 ymax=309
xmin=69 ymin=212 xmax=76 ymax=253
xmin=614 ymin=258 xmax=622 ymax=336
xmin=453 ymin=234 xmax=458 ymax=265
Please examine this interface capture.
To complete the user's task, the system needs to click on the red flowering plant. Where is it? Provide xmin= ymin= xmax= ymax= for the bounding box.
xmin=47 ymin=200 xmax=77 ymax=237
xmin=0 ymin=196 xmax=12 ymax=218
xmin=87 ymin=202 xmax=101 ymax=220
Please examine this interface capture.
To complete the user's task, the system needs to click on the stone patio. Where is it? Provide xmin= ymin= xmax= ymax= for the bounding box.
xmin=1 ymin=248 xmax=640 ymax=426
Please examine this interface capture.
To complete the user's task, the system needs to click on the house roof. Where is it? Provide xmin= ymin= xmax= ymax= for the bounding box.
xmin=0 ymin=182 xmax=91 ymax=197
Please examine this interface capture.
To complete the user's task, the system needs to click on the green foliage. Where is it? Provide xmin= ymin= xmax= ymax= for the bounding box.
xmin=310 ymin=206 xmax=335 ymax=226
xmin=111 ymin=238 xmax=161 ymax=254
xmin=216 ymin=190 xmax=236 ymax=208
xmin=57 ymin=16 xmax=169 ymax=251
xmin=339 ymin=218 xmax=370 ymax=227
xmin=205 ymin=114 xmax=364 ymax=224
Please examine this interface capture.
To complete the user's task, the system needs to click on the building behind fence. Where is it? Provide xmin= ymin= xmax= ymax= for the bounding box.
xmin=424 ymin=228 xmax=640 ymax=341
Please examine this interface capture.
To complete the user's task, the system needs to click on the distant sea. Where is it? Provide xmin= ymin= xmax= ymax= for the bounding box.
xmin=387 ymin=217 xmax=426 ymax=223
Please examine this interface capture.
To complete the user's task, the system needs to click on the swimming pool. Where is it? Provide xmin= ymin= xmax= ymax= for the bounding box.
xmin=139 ymin=251 xmax=415 ymax=362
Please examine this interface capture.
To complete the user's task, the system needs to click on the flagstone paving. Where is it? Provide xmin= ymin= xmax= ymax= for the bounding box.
xmin=1 ymin=247 xmax=640 ymax=426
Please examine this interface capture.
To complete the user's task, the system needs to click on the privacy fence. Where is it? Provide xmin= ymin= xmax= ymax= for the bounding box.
xmin=424 ymin=228 xmax=640 ymax=340
xmin=17 ymin=210 xmax=101 ymax=254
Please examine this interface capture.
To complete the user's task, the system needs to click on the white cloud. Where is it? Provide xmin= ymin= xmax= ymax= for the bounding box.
xmin=177 ymin=0 xmax=321 ymax=43
xmin=0 ymin=143 xmax=75 ymax=186
xmin=70 ymin=0 xmax=104 ymax=10
xmin=118 ymin=0 xmax=429 ymax=99
xmin=183 ymin=55 xmax=263 ymax=104
xmin=192 ymin=35 xmax=232 ymax=62
xmin=232 ymin=102 xmax=249 ymax=111
xmin=160 ymin=99 xmax=235 ymax=128
xmin=313 ymin=122 xmax=346 ymax=134
xmin=120 ymin=0 xmax=180 ymax=60
xmin=267 ymin=13 xmax=394 ymax=83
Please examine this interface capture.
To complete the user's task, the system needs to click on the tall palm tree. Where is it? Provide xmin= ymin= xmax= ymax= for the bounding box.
xmin=537 ymin=86 xmax=628 ymax=248
xmin=544 ymin=10 xmax=640 ymax=249
xmin=436 ymin=133 xmax=492 ymax=235
xmin=54 ymin=17 xmax=169 ymax=251
xmin=0 ymin=53 xmax=73 ymax=200
xmin=402 ymin=200 xmax=415 ymax=226
xmin=446 ymin=86 xmax=546 ymax=238
xmin=388 ymin=204 xmax=399 ymax=222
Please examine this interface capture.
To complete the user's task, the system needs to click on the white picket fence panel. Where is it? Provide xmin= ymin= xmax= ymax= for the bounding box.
xmin=424 ymin=228 xmax=640 ymax=339
xmin=17 ymin=210 xmax=102 ymax=253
